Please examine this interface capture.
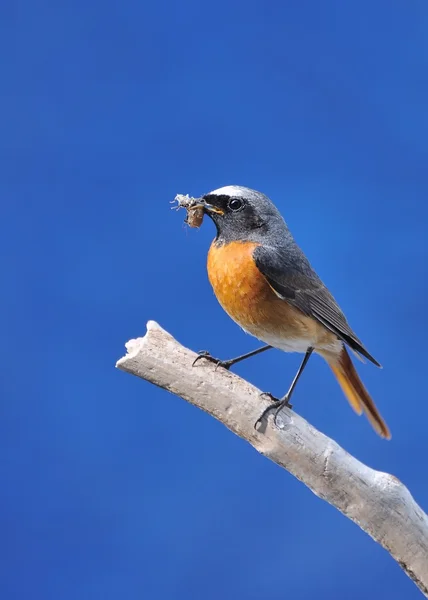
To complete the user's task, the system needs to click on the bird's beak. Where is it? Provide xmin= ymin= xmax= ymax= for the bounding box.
xmin=192 ymin=199 xmax=225 ymax=215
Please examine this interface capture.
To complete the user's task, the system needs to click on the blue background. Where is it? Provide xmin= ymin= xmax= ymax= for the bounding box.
xmin=2 ymin=1 xmax=428 ymax=598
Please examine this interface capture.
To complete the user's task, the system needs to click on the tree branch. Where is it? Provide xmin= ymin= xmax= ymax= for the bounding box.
xmin=116 ymin=321 xmax=428 ymax=596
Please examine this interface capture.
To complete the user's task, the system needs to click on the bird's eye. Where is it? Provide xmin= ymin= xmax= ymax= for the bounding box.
xmin=228 ymin=198 xmax=243 ymax=211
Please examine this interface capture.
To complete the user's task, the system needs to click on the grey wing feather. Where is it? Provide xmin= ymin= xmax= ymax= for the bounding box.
xmin=253 ymin=245 xmax=381 ymax=367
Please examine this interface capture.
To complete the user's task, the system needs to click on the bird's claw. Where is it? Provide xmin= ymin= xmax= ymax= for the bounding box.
xmin=192 ymin=350 xmax=210 ymax=367
xmin=254 ymin=394 xmax=293 ymax=430
xmin=259 ymin=391 xmax=279 ymax=403
xmin=192 ymin=350 xmax=232 ymax=370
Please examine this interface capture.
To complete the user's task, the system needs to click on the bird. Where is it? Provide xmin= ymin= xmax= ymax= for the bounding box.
xmin=186 ymin=185 xmax=390 ymax=439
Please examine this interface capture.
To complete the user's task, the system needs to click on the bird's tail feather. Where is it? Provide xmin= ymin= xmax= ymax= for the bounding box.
xmin=323 ymin=346 xmax=391 ymax=439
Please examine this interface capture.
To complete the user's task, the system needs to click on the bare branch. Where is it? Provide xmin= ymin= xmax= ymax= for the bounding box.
xmin=116 ymin=321 xmax=428 ymax=596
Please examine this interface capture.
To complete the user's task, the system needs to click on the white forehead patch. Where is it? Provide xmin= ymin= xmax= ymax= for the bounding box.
xmin=208 ymin=185 xmax=246 ymax=197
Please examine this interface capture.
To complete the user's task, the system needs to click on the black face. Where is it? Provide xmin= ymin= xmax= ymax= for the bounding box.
xmin=201 ymin=192 xmax=266 ymax=243
xmin=203 ymin=193 xmax=246 ymax=214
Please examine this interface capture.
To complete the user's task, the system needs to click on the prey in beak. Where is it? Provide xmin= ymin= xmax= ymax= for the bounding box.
xmin=173 ymin=194 xmax=224 ymax=228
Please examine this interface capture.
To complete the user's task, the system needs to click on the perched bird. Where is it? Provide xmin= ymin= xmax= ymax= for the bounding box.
xmin=185 ymin=185 xmax=390 ymax=439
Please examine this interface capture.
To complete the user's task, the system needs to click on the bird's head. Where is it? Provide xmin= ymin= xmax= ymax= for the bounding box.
xmin=194 ymin=185 xmax=288 ymax=244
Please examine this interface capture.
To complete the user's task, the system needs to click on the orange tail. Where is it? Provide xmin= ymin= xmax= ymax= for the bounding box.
xmin=324 ymin=346 xmax=391 ymax=439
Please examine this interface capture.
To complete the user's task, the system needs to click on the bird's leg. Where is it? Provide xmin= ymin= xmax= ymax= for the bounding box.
xmin=192 ymin=345 xmax=272 ymax=371
xmin=255 ymin=347 xmax=314 ymax=429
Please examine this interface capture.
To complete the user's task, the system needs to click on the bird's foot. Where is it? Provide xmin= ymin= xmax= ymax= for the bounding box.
xmin=192 ymin=350 xmax=233 ymax=371
xmin=254 ymin=393 xmax=293 ymax=430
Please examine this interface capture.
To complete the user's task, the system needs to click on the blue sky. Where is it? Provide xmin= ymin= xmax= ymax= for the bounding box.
xmin=2 ymin=1 xmax=428 ymax=598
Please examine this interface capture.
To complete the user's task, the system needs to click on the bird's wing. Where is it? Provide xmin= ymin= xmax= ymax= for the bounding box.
xmin=253 ymin=245 xmax=380 ymax=367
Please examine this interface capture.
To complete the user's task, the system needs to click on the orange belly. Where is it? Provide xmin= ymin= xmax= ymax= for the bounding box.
xmin=207 ymin=240 xmax=338 ymax=352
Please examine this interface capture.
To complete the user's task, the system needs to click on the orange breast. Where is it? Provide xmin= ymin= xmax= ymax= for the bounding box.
xmin=207 ymin=241 xmax=271 ymax=328
xmin=207 ymin=240 xmax=336 ymax=350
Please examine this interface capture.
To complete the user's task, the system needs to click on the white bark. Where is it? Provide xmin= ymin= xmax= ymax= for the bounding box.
xmin=116 ymin=321 xmax=428 ymax=595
